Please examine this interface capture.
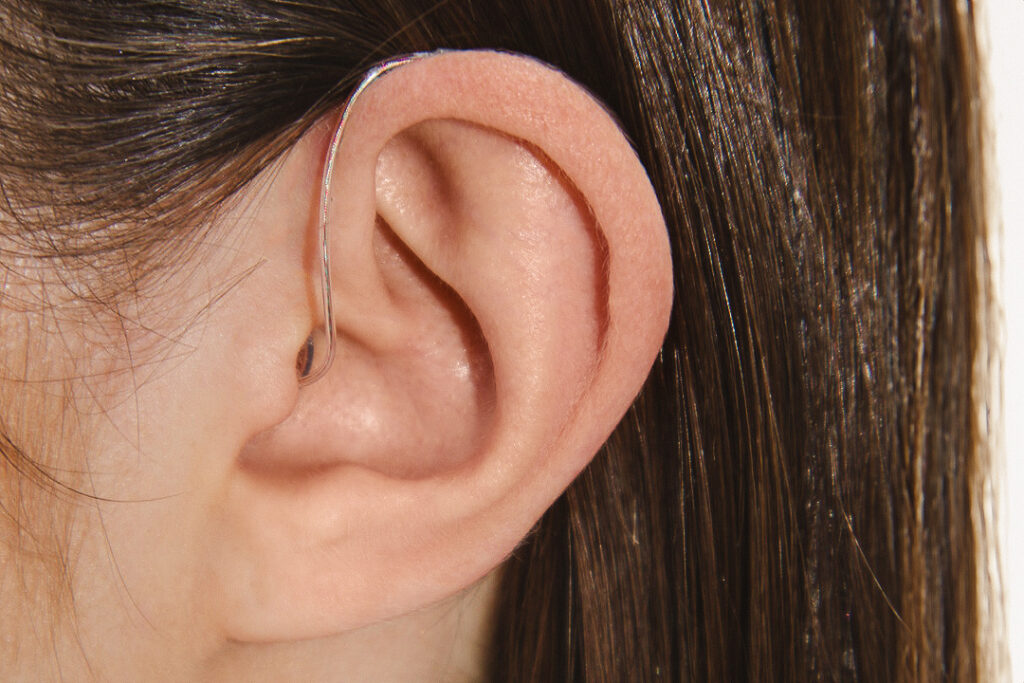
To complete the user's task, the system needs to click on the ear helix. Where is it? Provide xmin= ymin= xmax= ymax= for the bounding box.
xmin=296 ymin=51 xmax=434 ymax=385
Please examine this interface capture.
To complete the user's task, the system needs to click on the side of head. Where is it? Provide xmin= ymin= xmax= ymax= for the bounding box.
xmin=0 ymin=1 xmax=993 ymax=681
xmin=0 ymin=18 xmax=673 ymax=677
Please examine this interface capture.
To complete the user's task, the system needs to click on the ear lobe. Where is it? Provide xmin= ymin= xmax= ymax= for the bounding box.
xmin=207 ymin=50 xmax=673 ymax=642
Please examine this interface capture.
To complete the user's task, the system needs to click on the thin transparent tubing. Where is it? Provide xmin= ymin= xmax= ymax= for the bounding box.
xmin=301 ymin=52 xmax=431 ymax=385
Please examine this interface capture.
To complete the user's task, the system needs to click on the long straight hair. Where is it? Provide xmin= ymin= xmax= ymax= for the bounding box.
xmin=0 ymin=1 xmax=992 ymax=680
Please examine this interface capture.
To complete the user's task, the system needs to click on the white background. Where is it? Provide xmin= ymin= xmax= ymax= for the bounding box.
xmin=986 ymin=1 xmax=1022 ymax=680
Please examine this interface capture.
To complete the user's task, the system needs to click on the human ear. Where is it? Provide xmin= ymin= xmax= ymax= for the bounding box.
xmin=206 ymin=50 xmax=673 ymax=642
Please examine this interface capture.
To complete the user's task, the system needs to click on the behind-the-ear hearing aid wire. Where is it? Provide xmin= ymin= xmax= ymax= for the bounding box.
xmin=297 ymin=51 xmax=432 ymax=385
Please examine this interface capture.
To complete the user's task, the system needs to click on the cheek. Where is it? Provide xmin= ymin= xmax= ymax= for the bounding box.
xmin=0 ymin=273 xmax=239 ymax=639
xmin=57 ymin=322 xmax=265 ymax=650
xmin=72 ymin=251 xmax=280 ymax=506
xmin=0 ymin=257 xmax=260 ymax=631
xmin=73 ymin=328 xmax=246 ymax=635
xmin=52 ymin=246 xmax=309 ymax=635
xmin=83 ymin=318 xmax=241 ymax=496
xmin=2 ymin=154 xmax=312 ymax=638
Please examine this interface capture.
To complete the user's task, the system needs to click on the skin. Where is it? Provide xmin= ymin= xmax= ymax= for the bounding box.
xmin=0 ymin=121 xmax=500 ymax=681
xmin=0 ymin=51 xmax=673 ymax=680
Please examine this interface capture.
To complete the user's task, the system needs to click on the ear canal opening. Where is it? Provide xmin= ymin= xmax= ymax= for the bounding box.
xmin=296 ymin=335 xmax=315 ymax=379
xmin=296 ymin=326 xmax=334 ymax=385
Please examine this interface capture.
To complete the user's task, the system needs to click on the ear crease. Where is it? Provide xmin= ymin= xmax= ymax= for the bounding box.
xmin=365 ymin=216 xmax=497 ymax=480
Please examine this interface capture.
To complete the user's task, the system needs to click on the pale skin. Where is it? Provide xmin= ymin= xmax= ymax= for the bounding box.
xmin=0 ymin=51 xmax=673 ymax=680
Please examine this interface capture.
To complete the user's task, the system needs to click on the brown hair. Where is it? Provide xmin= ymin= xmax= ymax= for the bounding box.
xmin=0 ymin=0 xmax=994 ymax=680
